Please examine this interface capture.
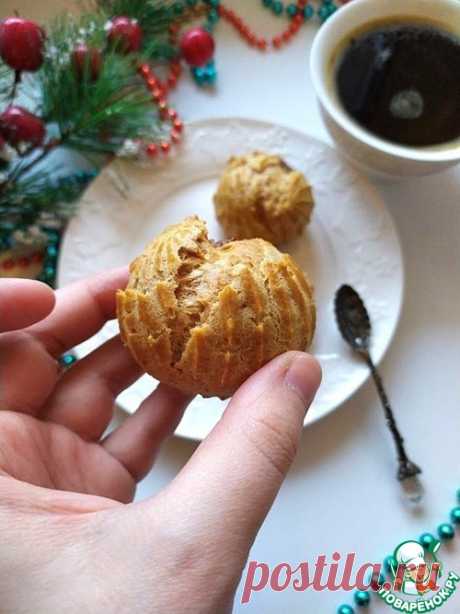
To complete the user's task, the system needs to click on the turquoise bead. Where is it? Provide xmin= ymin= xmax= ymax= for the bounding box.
xmin=263 ymin=0 xmax=273 ymax=6
xmin=354 ymin=590 xmax=370 ymax=607
xmin=272 ymin=1 xmax=283 ymax=15
xmin=205 ymin=0 xmax=220 ymax=6
xmin=384 ymin=555 xmax=397 ymax=573
xmin=420 ymin=533 xmax=437 ymax=549
xmin=60 ymin=353 xmax=76 ymax=367
xmin=287 ymin=3 xmax=298 ymax=17
xmin=47 ymin=245 xmax=58 ymax=258
xmin=304 ymin=5 xmax=314 ymax=19
xmin=207 ymin=8 xmax=219 ymax=23
xmin=40 ymin=265 xmax=55 ymax=283
xmin=192 ymin=61 xmax=216 ymax=87
xmin=450 ymin=507 xmax=460 ymax=525
xmin=318 ymin=5 xmax=330 ymax=20
xmin=457 ymin=488 xmax=460 ymax=504
xmin=438 ymin=523 xmax=455 ymax=540
xmin=45 ymin=231 xmax=59 ymax=244
xmin=338 ymin=606 xmax=355 ymax=614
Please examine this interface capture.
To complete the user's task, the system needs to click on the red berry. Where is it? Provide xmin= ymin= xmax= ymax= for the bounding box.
xmin=0 ymin=106 xmax=45 ymax=146
xmin=180 ymin=27 xmax=215 ymax=67
xmin=72 ymin=44 xmax=102 ymax=81
xmin=108 ymin=17 xmax=142 ymax=54
xmin=0 ymin=17 xmax=45 ymax=72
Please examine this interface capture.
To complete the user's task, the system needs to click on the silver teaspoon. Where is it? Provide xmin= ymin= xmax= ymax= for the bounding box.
xmin=334 ymin=285 xmax=423 ymax=503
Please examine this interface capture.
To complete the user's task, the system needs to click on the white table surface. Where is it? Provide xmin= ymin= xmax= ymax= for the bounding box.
xmin=5 ymin=2 xmax=460 ymax=612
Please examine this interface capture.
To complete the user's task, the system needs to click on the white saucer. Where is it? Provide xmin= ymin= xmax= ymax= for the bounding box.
xmin=58 ymin=117 xmax=404 ymax=441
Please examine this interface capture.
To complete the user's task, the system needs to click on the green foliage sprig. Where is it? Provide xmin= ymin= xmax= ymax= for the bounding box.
xmin=0 ymin=0 xmax=181 ymax=243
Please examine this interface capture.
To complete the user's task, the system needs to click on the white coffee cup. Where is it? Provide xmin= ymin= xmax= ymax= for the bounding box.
xmin=310 ymin=0 xmax=460 ymax=178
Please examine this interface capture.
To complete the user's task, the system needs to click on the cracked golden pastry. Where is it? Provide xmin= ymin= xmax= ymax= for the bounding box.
xmin=213 ymin=151 xmax=314 ymax=245
xmin=117 ymin=216 xmax=316 ymax=399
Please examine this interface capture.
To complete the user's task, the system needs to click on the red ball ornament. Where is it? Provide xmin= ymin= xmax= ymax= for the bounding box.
xmin=0 ymin=17 xmax=45 ymax=72
xmin=180 ymin=27 xmax=215 ymax=67
xmin=72 ymin=44 xmax=102 ymax=81
xmin=0 ymin=106 xmax=45 ymax=147
xmin=108 ymin=17 xmax=142 ymax=54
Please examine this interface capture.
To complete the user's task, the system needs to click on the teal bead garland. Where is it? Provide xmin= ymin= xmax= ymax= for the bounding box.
xmin=450 ymin=506 xmax=460 ymax=525
xmin=304 ymin=5 xmax=314 ymax=19
xmin=318 ymin=0 xmax=337 ymax=23
xmin=36 ymin=227 xmax=61 ymax=287
xmin=354 ymin=591 xmax=370 ymax=607
xmin=420 ymin=532 xmax=438 ymax=550
xmin=336 ymin=487 xmax=460 ymax=611
xmin=259 ymin=0 xmax=340 ymax=22
xmin=438 ymin=522 xmax=455 ymax=540
xmin=272 ymin=1 xmax=284 ymax=15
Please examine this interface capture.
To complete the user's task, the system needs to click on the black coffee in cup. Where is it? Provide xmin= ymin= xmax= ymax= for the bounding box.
xmin=336 ymin=21 xmax=460 ymax=147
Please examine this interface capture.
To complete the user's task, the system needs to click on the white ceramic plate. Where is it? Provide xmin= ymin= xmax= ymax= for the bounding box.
xmin=58 ymin=117 xmax=404 ymax=441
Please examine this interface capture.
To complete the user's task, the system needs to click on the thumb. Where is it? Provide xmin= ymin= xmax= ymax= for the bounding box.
xmin=152 ymin=351 xmax=321 ymax=556
xmin=0 ymin=279 xmax=55 ymax=332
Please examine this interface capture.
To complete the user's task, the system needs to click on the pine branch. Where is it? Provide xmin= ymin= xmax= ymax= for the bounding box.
xmin=38 ymin=13 xmax=170 ymax=155
xmin=96 ymin=0 xmax=177 ymax=38
xmin=0 ymin=169 xmax=96 ymax=231
xmin=0 ymin=61 xmax=15 ymax=106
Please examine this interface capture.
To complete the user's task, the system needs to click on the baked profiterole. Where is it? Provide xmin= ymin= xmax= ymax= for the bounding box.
xmin=213 ymin=151 xmax=314 ymax=245
xmin=117 ymin=216 xmax=316 ymax=399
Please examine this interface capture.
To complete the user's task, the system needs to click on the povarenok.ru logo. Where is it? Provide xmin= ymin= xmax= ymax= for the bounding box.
xmin=378 ymin=538 xmax=460 ymax=612
xmin=240 ymin=544 xmax=459 ymax=610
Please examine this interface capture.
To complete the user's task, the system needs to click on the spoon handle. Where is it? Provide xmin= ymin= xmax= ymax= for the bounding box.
xmin=364 ymin=352 xmax=421 ymax=481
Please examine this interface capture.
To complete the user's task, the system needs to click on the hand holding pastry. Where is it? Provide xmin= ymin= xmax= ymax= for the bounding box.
xmin=0 ymin=272 xmax=320 ymax=614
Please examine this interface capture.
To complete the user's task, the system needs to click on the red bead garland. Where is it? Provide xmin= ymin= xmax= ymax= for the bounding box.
xmin=137 ymin=62 xmax=184 ymax=157
xmin=134 ymin=0 xmax=348 ymax=159
xmin=1 ymin=250 xmax=43 ymax=271
xmin=219 ymin=1 xmax=309 ymax=50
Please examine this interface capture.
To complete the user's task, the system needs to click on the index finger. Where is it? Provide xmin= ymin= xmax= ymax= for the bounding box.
xmin=28 ymin=267 xmax=128 ymax=357
xmin=0 ymin=279 xmax=55 ymax=332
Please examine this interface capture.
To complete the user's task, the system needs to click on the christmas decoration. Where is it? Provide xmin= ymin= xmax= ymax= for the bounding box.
xmin=0 ymin=0 xmax=357 ymax=278
xmin=0 ymin=1 xmax=181 ymax=267
xmin=72 ymin=44 xmax=103 ymax=81
xmin=0 ymin=106 xmax=46 ymax=148
xmin=107 ymin=16 xmax=143 ymax=53
xmin=180 ymin=27 xmax=215 ymax=66
xmin=0 ymin=17 xmax=45 ymax=72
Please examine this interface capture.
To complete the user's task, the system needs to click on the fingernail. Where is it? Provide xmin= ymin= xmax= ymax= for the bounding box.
xmin=284 ymin=353 xmax=321 ymax=411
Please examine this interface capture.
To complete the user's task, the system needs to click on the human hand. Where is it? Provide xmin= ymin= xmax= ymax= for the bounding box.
xmin=0 ymin=270 xmax=321 ymax=614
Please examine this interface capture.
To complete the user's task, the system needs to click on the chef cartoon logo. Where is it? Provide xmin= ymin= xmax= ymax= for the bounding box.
xmin=378 ymin=538 xmax=460 ymax=612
